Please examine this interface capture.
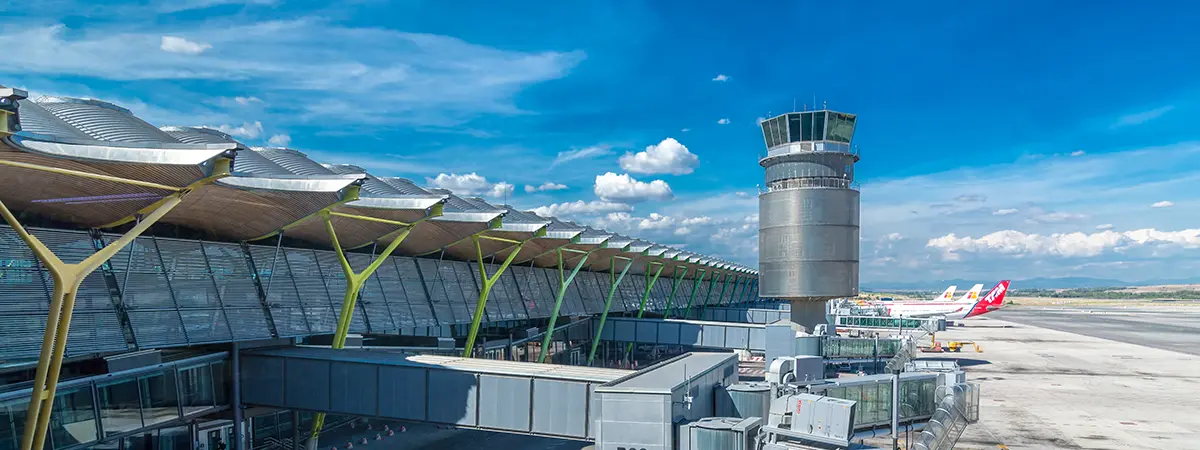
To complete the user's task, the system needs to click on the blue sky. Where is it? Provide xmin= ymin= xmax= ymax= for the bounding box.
xmin=3 ymin=0 xmax=1199 ymax=283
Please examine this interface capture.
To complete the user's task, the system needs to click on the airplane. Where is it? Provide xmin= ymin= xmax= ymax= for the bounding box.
xmin=861 ymin=285 xmax=956 ymax=305
xmin=879 ymin=281 xmax=1010 ymax=320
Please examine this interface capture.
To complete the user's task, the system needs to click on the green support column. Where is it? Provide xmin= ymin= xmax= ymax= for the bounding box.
xmin=462 ymin=235 xmax=526 ymax=357
xmin=744 ymin=278 xmax=758 ymax=303
xmin=624 ymin=262 xmax=665 ymax=356
xmin=587 ymin=255 xmax=634 ymax=365
xmin=699 ymin=271 xmax=726 ymax=316
xmin=681 ymin=269 xmax=708 ymax=319
xmin=661 ymin=266 xmax=689 ymax=319
xmin=715 ymin=273 xmax=732 ymax=307
xmin=537 ymin=248 xmax=591 ymax=363
xmin=697 ymin=271 xmax=722 ymax=316
xmin=730 ymin=276 xmax=747 ymax=305
xmin=309 ymin=208 xmax=440 ymax=443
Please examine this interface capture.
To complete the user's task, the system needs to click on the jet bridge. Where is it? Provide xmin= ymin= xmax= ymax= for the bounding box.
xmin=238 ymin=346 xmax=631 ymax=441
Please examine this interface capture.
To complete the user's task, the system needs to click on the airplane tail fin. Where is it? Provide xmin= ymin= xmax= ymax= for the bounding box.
xmin=957 ymin=284 xmax=984 ymax=302
xmin=965 ymin=280 xmax=1010 ymax=318
xmin=937 ymin=285 xmax=957 ymax=301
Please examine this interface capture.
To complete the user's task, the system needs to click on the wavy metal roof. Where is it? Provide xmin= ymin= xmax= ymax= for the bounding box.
xmin=0 ymin=88 xmax=755 ymax=277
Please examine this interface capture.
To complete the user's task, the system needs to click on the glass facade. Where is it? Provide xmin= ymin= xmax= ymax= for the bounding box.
xmin=826 ymin=112 xmax=857 ymax=143
xmin=821 ymin=375 xmax=939 ymax=429
xmin=3 ymin=225 xmax=703 ymax=362
xmin=0 ymin=356 xmax=226 ymax=450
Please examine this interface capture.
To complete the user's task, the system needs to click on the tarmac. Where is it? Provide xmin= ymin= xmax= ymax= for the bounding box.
xmin=933 ymin=307 xmax=1200 ymax=450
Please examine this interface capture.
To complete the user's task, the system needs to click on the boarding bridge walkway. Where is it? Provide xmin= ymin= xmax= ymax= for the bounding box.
xmin=0 ymin=352 xmax=229 ymax=450
xmin=237 ymin=347 xmax=739 ymax=445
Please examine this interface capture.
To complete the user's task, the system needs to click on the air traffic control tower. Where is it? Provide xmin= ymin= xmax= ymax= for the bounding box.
xmin=758 ymin=109 xmax=860 ymax=331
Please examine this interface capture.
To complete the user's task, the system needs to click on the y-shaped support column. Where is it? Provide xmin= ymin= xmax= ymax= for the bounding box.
xmin=537 ymin=248 xmax=591 ymax=363
xmin=587 ymin=255 xmax=633 ymax=365
xmin=0 ymin=158 xmax=229 ymax=450
xmin=698 ymin=271 xmax=725 ymax=316
xmin=681 ymin=268 xmax=709 ymax=320
xmin=308 ymin=207 xmax=440 ymax=446
xmin=662 ymin=266 xmax=689 ymax=319
xmin=727 ymin=276 xmax=745 ymax=306
xmin=462 ymin=235 xmax=526 ymax=357
xmin=624 ymin=261 xmax=664 ymax=356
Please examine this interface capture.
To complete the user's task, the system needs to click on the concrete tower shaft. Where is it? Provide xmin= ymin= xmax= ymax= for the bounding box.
xmin=757 ymin=110 xmax=860 ymax=330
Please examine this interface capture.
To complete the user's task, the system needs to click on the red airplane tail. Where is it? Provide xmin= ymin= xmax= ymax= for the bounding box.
xmin=965 ymin=280 xmax=1010 ymax=318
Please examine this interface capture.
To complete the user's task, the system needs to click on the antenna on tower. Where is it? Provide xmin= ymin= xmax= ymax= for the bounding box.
xmin=812 ymin=95 xmax=817 ymax=111
xmin=793 ymin=98 xmax=797 ymax=112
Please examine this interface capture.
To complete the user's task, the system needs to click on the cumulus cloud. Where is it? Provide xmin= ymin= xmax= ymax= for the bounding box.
xmin=266 ymin=133 xmax=290 ymax=146
xmin=234 ymin=96 xmax=262 ymax=105
xmin=593 ymin=172 xmax=673 ymax=203
xmin=487 ymin=182 xmax=514 ymax=198
xmin=927 ymin=228 xmax=1200 ymax=259
xmin=992 ymin=208 xmax=1019 ymax=216
xmin=426 ymin=172 xmax=494 ymax=195
xmin=213 ymin=121 xmax=263 ymax=139
xmin=712 ymin=74 xmax=730 ymax=82
xmin=524 ymin=182 xmax=568 ymax=193
xmin=592 ymin=212 xmax=714 ymax=235
xmin=618 ymin=138 xmax=699 ymax=175
xmin=1152 ymin=200 xmax=1174 ymax=208
xmin=717 ymin=118 xmax=730 ymax=125
xmin=552 ymin=145 xmax=611 ymax=167
xmin=1096 ymin=224 xmax=1114 ymax=230
xmin=531 ymin=200 xmax=632 ymax=218
xmin=160 ymin=36 xmax=212 ymax=55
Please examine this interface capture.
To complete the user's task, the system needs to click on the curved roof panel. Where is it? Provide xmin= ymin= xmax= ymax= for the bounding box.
xmin=35 ymin=97 xmax=181 ymax=144
xmin=14 ymin=99 xmax=93 ymax=140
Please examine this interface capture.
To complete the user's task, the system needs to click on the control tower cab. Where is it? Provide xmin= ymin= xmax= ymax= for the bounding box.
xmin=757 ymin=110 xmax=860 ymax=331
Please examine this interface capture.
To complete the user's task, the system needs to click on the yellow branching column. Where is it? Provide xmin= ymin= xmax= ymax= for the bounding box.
xmin=307 ymin=207 xmax=440 ymax=445
xmin=0 ymin=158 xmax=230 ymax=450
xmin=461 ymin=235 xmax=526 ymax=358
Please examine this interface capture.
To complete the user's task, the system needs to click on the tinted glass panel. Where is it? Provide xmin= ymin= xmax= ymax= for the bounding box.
xmin=211 ymin=361 xmax=230 ymax=405
xmin=1 ymin=399 xmax=28 ymax=450
xmin=760 ymin=121 xmax=773 ymax=148
xmin=828 ymin=112 xmax=856 ymax=143
xmin=50 ymin=388 xmax=98 ymax=449
xmin=140 ymin=371 xmax=180 ymax=427
xmin=788 ymin=113 xmax=806 ymax=142
xmin=98 ymin=379 xmax=143 ymax=437
xmin=178 ymin=364 xmax=215 ymax=415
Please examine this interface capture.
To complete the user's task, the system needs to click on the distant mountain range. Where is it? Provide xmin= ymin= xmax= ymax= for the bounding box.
xmin=861 ymin=276 xmax=1200 ymax=291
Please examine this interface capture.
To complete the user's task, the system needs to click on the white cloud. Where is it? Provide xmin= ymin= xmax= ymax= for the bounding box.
xmin=992 ymin=208 xmax=1019 ymax=216
xmin=618 ymin=138 xmax=699 ymax=175
xmin=425 ymin=172 xmax=491 ymax=195
xmin=675 ymin=227 xmax=692 ymax=235
xmin=717 ymin=118 xmax=730 ymax=125
xmin=160 ymin=36 xmax=212 ymax=55
xmin=213 ymin=121 xmax=263 ymax=139
xmin=266 ymin=133 xmax=290 ymax=146
xmin=524 ymin=182 xmax=568 ymax=193
xmin=1112 ymin=105 xmax=1174 ymax=128
xmin=593 ymin=172 xmax=673 ymax=203
xmin=1027 ymin=211 xmax=1087 ymax=223
xmin=1070 ymin=150 xmax=1086 ymax=157
xmin=1152 ymin=200 xmax=1174 ymax=208
xmin=681 ymin=128 xmax=690 ymax=133
xmin=552 ymin=145 xmax=611 ymax=167
xmin=1 ymin=21 xmax=584 ymax=126
xmin=592 ymin=212 xmax=715 ymax=235
xmin=158 ymin=0 xmax=279 ymax=13
xmin=487 ymin=182 xmax=514 ymax=198
xmin=927 ymin=228 xmax=1200 ymax=259
xmin=1096 ymin=224 xmax=1114 ymax=230
xmin=531 ymin=200 xmax=632 ymax=218
xmin=955 ymin=194 xmax=987 ymax=203
xmin=712 ymin=74 xmax=730 ymax=82
xmin=234 ymin=96 xmax=262 ymax=105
